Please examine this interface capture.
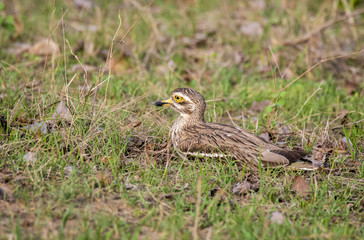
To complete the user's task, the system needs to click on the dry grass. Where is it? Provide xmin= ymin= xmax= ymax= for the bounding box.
xmin=1 ymin=0 xmax=364 ymax=239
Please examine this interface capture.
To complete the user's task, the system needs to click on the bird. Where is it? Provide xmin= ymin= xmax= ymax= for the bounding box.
xmin=153 ymin=88 xmax=307 ymax=170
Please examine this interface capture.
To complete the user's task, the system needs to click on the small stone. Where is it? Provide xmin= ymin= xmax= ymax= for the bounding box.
xmin=23 ymin=152 xmax=37 ymax=164
xmin=240 ymin=22 xmax=263 ymax=37
xmin=125 ymin=183 xmax=138 ymax=191
xmin=341 ymin=137 xmax=353 ymax=149
xmin=63 ymin=166 xmax=75 ymax=175
xmin=52 ymin=101 xmax=72 ymax=121
xmin=23 ymin=121 xmax=48 ymax=135
xmin=270 ymin=211 xmax=285 ymax=225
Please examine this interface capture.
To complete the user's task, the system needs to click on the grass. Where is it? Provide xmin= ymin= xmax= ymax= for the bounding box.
xmin=1 ymin=0 xmax=364 ymax=239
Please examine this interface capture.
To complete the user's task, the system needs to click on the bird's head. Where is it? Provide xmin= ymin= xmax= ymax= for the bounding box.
xmin=153 ymin=88 xmax=206 ymax=121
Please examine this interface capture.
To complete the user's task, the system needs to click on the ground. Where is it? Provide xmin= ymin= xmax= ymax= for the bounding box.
xmin=0 ymin=0 xmax=364 ymax=239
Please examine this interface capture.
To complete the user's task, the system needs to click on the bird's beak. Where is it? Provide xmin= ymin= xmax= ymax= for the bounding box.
xmin=153 ymin=98 xmax=173 ymax=107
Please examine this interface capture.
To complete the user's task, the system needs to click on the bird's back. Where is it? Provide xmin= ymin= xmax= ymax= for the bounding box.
xmin=172 ymin=121 xmax=306 ymax=167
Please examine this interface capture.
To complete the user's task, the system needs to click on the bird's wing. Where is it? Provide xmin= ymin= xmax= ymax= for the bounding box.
xmin=176 ymin=122 xmax=306 ymax=167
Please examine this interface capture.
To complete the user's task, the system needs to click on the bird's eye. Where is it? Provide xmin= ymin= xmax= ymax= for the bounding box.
xmin=174 ymin=95 xmax=184 ymax=103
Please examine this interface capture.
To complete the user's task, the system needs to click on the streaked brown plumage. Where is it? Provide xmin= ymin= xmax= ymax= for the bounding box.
xmin=153 ymin=88 xmax=306 ymax=169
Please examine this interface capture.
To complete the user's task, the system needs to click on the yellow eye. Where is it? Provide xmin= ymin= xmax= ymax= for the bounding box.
xmin=174 ymin=95 xmax=184 ymax=103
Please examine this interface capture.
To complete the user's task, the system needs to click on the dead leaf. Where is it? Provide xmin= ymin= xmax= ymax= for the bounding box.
xmin=232 ymin=181 xmax=252 ymax=195
xmin=181 ymin=33 xmax=208 ymax=47
xmin=282 ymin=67 xmax=294 ymax=79
xmin=63 ymin=166 xmax=75 ymax=176
xmin=185 ymin=196 xmax=196 ymax=204
xmin=195 ymin=10 xmax=219 ymax=35
xmin=70 ymin=64 xmax=98 ymax=73
xmin=96 ymin=170 xmax=112 ymax=186
xmin=291 ymin=175 xmax=311 ymax=196
xmin=28 ymin=39 xmax=59 ymax=56
xmin=344 ymin=69 xmax=362 ymax=95
xmin=51 ymin=101 xmax=72 ymax=121
xmin=14 ymin=15 xmax=24 ymax=37
xmin=108 ymin=55 xmax=130 ymax=74
xmin=0 ymin=185 xmax=15 ymax=202
xmin=248 ymin=0 xmax=266 ymax=10
xmin=278 ymin=125 xmax=290 ymax=135
xmin=125 ymin=182 xmax=139 ymax=191
xmin=338 ymin=109 xmax=349 ymax=124
xmin=270 ymin=211 xmax=285 ymax=225
xmin=248 ymin=100 xmax=272 ymax=114
xmin=101 ymin=157 xmax=112 ymax=165
xmin=310 ymin=149 xmax=327 ymax=163
xmin=69 ymin=22 xmax=98 ymax=32
xmin=78 ymin=85 xmax=93 ymax=95
xmin=22 ymin=152 xmax=37 ymax=164
xmin=259 ymin=132 xmax=270 ymax=143
xmin=6 ymin=43 xmax=31 ymax=56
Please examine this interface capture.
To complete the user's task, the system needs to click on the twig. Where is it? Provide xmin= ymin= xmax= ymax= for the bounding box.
xmin=290 ymin=82 xmax=323 ymax=120
xmin=340 ymin=0 xmax=358 ymax=40
xmin=331 ymin=119 xmax=364 ymax=130
xmin=282 ymin=49 xmax=364 ymax=91
xmin=118 ymin=0 xmax=155 ymax=44
xmin=281 ymin=8 xmax=364 ymax=46
xmin=193 ymin=178 xmax=202 ymax=240
xmin=227 ymin=110 xmax=241 ymax=130
xmin=160 ymin=140 xmax=172 ymax=185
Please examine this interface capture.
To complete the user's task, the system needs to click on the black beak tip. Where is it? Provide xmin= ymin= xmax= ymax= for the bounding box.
xmin=153 ymin=101 xmax=164 ymax=106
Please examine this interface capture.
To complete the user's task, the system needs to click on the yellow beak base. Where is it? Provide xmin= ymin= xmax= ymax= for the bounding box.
xmin=153 ymin=98 xmax=173 ymax=107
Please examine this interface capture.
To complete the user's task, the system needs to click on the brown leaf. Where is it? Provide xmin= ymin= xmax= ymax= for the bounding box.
xmin=259 ymin=132 xmax=270 ymax=143
xmin=14 ymin=15 xmax=24 ymax=37
xmin=96 ymin=170 xmax=112 ymax=186
xmin=70 ymin=64 xmax=98 ymax=73
xmin=0 ymin=185 xmax=15 ymax=202
xmin=291 ymin=175 xmax=311 ymax=196
xmin=248 ymin=0 xmax=266 ymax=10
xmin=101 ymin=157 xmax=111 ymax=165
xmin=185 ymin=196 xmax=196 ymax=205
xmin=232 ymin=181 xmax=252 ymax=195
xmin=248 ymin=100 xmax=272 ymax=114
xmin=28 ymin=39 xmax=59 ymax=56
xmin=108 ymin=56 xmax=130 ymax=74
xmin=63 ymin=166 xmax=75 ymax=176
xmin=6 ymin=43 xmax=31 ymax=56
xmin=282 ymin=67 xmax=295 ymax=79
xmin=181 ymin=33 xmax=208 ymax=47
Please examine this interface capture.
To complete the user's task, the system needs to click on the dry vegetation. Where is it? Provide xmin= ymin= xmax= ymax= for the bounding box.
xmin=0 ymin=0 xmax=364 ymax=239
